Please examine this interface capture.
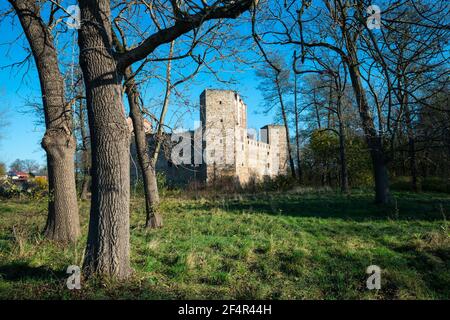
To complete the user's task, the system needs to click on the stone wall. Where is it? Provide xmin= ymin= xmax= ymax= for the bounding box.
xmin=130 ymin=89 xmax=289 ymax=187
xmin=200 ymin=89 xmax=239 ymax=183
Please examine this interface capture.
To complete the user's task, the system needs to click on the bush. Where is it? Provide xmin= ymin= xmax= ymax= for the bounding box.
xmin=156 ymin=172 xmax=167 ymax=192
xmin=243 ymin=174 xmax=297 ymax=193
xmin=422 ymin=177 xmax=450 ymax=194
xmin=0 ymin=179 xmax=22 ymax=198
xmin=131 ymin=172 xmax=169 ymax=197
xmin=0 ymin=177 xmax=48 ymax=199
xmin=32 ymin=176 xmax=48 ymax=192
xmin=261 ymin=174 xmax=297 ymax=192
xmin=390 ymin=176 xmax=415 ymax=192
xmin=390 ymin=176 xmax=450 ymax=194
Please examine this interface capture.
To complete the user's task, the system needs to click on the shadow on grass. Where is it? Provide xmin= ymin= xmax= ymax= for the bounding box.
xmin=181 ymin=192 xmax=450 ymax=221
xmin=0 ymin=262 xmax=65 ymax=282
xmin=328 ymin=241 xmax=450 ymax=299
xmin=0 ymin=262 xmax=191 ymax=299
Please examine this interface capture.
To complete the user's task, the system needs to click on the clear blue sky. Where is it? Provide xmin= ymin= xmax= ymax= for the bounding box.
xmin=0 ymin=3 xmax=276 ymax=169
xmin=0 ymin=19 xmax=48 ymax=167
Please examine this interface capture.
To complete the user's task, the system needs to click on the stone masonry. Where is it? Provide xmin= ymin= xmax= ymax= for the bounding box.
xmin=131 ymin=89 xmax=289 ymax=186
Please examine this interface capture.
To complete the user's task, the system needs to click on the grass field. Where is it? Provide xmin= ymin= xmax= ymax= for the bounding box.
xmin=0 ymin=189 xmax=449 ymax=299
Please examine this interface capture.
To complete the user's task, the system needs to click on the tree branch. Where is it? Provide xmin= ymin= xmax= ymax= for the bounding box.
xmin=117 ymin=0 xmax=254 ymax=70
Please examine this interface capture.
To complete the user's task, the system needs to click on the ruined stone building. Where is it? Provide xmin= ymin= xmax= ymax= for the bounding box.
xmin=131 ymin=89 xmax=289 ymax=186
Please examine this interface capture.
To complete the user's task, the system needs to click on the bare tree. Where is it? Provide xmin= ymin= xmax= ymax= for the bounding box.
xmin=111 ymin=30 xmax=164 ymax=229
xmin=292 ymin=53 xmax=303 ymax=183
xmin=78 ymin=0 xmax=255 ymax=279
xmin=253 ymin=52 xmax=297 ymax=179
xmin=360 ymin=3 xmax=449 ymax=191
xmin=77 ymin=96 xmax=90 ymax=200
xmin=8 ymin=0 xmax=80 ymax=241
xmin=295 ymin=53 xmax=351 ymax=192
xmin=22 ymin=159 xmax=40 ymax=174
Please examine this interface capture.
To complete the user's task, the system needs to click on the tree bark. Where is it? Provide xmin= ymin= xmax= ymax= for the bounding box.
xmin=79 ymin=98 xmax=91 ymax=200
xmin=79 ymin=0 xmax=131 ymax=279
xmin=78 ymin=0 xmax=253 ymax=279
xmin=402 ymin=78 xmax=418 ymax=192
xmin=10 ymin=0 xmax=80 ymax=242
xmin=347 ymin=62 xmax=390 ymax=203
xmin=343 ymin=5 xmax=390 ymax=204
xmin=276 ymin=76 xmax=296 ymax=178
xmin=111 ymin=31 xmax=163 ymax=229
xmin=337 ymin=110 xmax=349 ymax=193
xmin=408 ymin=135 xmax=418 ymax=192
xmin=294 ymin=72 xmax=303 ymax=183
xmin=123 ymin=67 xmax=162 ymax=229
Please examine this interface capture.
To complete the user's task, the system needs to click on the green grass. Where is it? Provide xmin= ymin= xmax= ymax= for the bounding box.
xmin=0 ymin=189 xmax=449 ymax=299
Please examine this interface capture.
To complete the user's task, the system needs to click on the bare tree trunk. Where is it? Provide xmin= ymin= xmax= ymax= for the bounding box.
xmin=402 ymin=80 xmax=418 ymax=192
xmin=294 ymin=72 xmax=302 ymax=183
xmin=338 ymin=118 xmax=349 ymax=193
xmin=79 ymin=0 xmax=131 ymax=279
xmin=78 ymin=98 xmax=91 ymax=200
xmin=276 ymin=77 xmax=296 ymax=178
xmin=332 ymin=74 xmax=349 ymax=193
xmin=347 ymin=62 xmax=390 ymax=204
xmin=408 ymin=135 xmax=418 ymax=192
xmin=10 ymin=0 xmax=80 ymax=242
xmin=152 ymin=41 xmax=174 ymax=168
xmin=78 ymin=0 xmax=253 ymax=280
xmin=123 ymin=67 xmax=162 ymax=229
xmin=335 ymin=90 xmax=349 ymax=193
xmin=341 ymin=4 xmax=390 ymax=204
xmin=80 ymin=175 xmax=90 ymax=200
xmin=111 ymin=31 xmax=164 ymax=229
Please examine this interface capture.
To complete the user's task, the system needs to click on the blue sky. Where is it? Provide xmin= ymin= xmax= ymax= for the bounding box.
xmin=0 ymin=23 xmax=48 ymax=167
xmin=0 ymin=3 xmax=276 ymax=168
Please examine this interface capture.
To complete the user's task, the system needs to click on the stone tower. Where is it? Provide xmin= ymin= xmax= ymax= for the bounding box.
xmin=261 ymin=124 xmax=289 ymax=175
xmin=200 ymin=89 xmax=289 ymax=185
xmin=130 ymin=89 xmax=288 ymax=187
xmin=200 ymin=89 xmax=247 ymax=183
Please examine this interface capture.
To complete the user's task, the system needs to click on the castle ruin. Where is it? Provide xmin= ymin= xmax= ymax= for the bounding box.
xmin=131 ymin=89 xmax=289 ymax=186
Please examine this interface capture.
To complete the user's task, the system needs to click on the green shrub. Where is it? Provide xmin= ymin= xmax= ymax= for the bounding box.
xmin=132 ymin=172 xmax=169 ymax=197
xmin=0 ymin=179 xmax=22 ymax=198
xmin=390 ymin=176 xmax=450 ymax=194
xmin=390 ymin=176 xmax=415 ymax=191
xmin=242 ymin=174 xmax=297 ymax=193
xmin=0 ymin=178 xmax=48 ymax=199
xmin=422 ymin=177 xmax=450 ymax=194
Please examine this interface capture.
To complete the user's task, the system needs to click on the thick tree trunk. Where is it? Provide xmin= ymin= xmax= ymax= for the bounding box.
xmin=77 ymin=0 xmax=253 ymax=279
xmin=79 ymin=0 xmax=131 ymax=279
xmin=372 ymin=151 xmax=390 ymax=203
xmin=43 ymin=134 xmax=80 ymax=241
xmin=123 ymin=67 xmax=162 ymax=229
xmin=10 ymin=0 xmax=80 ymax=242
